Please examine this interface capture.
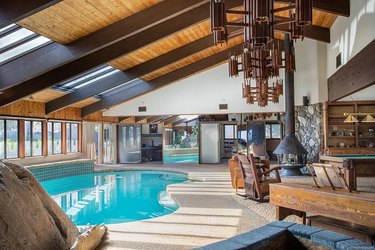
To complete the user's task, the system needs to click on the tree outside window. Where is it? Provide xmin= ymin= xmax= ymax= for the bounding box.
xmin=48 ymin=121 xmax=62 ymax=155
xmin=25 ymin=121 xmax=42 ymax=157
xmin=6 ymin=120 xmax=18 ymax=158
xmin=66 ymin=123 xmax=79 ymax=153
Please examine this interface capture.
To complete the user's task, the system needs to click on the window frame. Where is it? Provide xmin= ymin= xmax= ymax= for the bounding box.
xmin=265 ymin=123 xmax=282 ymax=139
xmin=48 ymin=121 xmax=62 ymax=155
xmin=25 ymin=120 xmax=43 ymax=157
xmin=66 ymin=122 xmax=79 ymax=153
xmin=223 ymin=124 xmax=237 ymax=139
xmin=0 ymin=119 xmax=19 ymax=159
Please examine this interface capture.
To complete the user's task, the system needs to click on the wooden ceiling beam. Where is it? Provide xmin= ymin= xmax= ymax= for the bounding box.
xmin=46 ymin=30 xmax=241 ymax=114
xmin=135 ymin=116 xmax=152 ymax=123
xmin=0 ymin=0 xmax=224 ymax=107
xmin=0 ymin=0 xmax=62 ymax=29
xmin=147 ymin=116 xmax=169 ymax=123
xmin=163 ymin=116 xmax=181 ymax=125
xmin=119 ymin=116 xmax=131 ymax=122
xmin=120 ymin=116 xmax=135 ymax=124
xmin=275 ymin=0 xmax=350 ymax=17
xmin=172 ymin=118 xmax=189 ymax=126
xmin=328 ymin=39 xmax=375 ymax=102
xmin=81 ymin=44 xmax=243 ymax=117
xmin=275 ymin=23 xmax=330 ymax=43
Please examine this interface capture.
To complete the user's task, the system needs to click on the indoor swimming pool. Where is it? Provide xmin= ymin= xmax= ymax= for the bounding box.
xmin=41 ymin=170 xmax=187 ymax=226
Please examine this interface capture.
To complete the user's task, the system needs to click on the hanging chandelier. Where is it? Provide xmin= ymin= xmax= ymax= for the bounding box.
xmin=210 ymin=0 xmax=313 ymax=107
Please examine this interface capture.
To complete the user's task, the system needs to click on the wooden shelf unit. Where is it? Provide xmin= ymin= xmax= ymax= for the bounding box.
xmin=323 ymin=101 xmax=375 ymax=155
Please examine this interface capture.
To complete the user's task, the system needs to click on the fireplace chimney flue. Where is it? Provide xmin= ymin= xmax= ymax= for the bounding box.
xmin=273 ymin=34 xmax=307 ymax=168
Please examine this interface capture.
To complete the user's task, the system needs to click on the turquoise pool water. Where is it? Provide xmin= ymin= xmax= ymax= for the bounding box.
xmin=163 ymin=154 xmax=199 ymax=163
xmin=41 ymin=171 xmax=187 ymax=226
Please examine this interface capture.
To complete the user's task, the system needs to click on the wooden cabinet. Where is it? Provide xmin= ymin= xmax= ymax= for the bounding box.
xmin=324 ymin=101 xmax=375 ymax=155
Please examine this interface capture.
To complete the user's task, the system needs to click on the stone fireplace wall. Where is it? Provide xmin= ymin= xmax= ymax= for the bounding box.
xmin=295 ymin=103 xmax=323 ymax=163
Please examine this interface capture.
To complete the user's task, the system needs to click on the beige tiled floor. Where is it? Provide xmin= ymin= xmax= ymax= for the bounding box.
xmin=96 ymin=163 xmax=268 ymax=250
xmin=96 ymin=162 xmax=375 ymax=249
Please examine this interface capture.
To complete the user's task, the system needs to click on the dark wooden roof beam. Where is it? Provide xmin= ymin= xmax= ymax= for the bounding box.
xmin=275 ymin=0 xmax=350 ymax=17
xmin=0 ymin=0 xmax=227 ymax=107
xmin=328 ymin=39 xmax=375 ymax=102
xmin=81 ymin=44 xmax=243 ymax=117
xmin=46 ymin=30 xmax=241 ymax=114
xmin=0 ymin=0 xmax=62 ymax=29
xmin=275 ymin=24 xmax=330 ymax=43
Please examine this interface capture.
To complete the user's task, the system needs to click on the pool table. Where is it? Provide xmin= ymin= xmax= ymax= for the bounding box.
xmin=320 ymin=155 xmax=375 ymax=191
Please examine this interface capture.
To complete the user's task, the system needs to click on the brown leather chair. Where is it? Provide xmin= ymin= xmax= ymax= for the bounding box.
xmin=237 ymin=153 xmax=281 ymax=201
xmin=228 ymin=155 xmax=244 ymax=193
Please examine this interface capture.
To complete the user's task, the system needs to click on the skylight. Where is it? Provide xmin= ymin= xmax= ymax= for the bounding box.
xmin=0 ymin=24 xmax=52 ymax=65
xmin=98 ymin=78 xmax=141 ymax=97
xmin=55 ymin=65 xmax=121 ymax=91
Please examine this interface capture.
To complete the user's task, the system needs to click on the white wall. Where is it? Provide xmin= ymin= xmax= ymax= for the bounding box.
xmin=104 ymin=63 xmax=285 ymax=116
xmin=105 ymin=0 xmax=375 ymax=115
xmin=327 ymin=0 xmax=375 ymax=77
xmin=294 ymin=38 xmax=318 ymax=105
xmin=104 ymin=38 xmax=327 ymax=115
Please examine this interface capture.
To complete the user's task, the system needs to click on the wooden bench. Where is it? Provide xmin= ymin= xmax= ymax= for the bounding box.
xmin=270 ymin=183 xmax=375 ymax=230
xmin=307 ymin=215 xmax=375 ymax=245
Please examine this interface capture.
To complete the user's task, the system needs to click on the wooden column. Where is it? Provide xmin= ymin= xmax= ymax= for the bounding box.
xmin=42 ymin=120 xmax=48 ymax=157
xmin=323 ymin=102 xmax=328 ymax=153
xmin=61 ymin=122 xmax=67 ymax=154
xmin=18 ymin=119 xmax=25 ymax=159
xmin=78 ymin=123 xmax=82 ymax=153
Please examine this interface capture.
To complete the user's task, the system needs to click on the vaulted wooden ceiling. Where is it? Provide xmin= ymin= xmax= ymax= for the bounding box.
xmin=0 ymin=0 xmax=350 ymax=120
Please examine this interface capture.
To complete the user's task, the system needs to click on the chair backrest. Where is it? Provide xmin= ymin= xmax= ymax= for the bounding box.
xmin=311 ymin=163 xmax=348 ymax=190
xmin=237 ymin=154 xmax=256 ymax=179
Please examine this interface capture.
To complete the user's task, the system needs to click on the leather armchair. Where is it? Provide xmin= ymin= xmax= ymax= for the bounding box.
xmin=228 ymin=155 xmax=244 ymax=193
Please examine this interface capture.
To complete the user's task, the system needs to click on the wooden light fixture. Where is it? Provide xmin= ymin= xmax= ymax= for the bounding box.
xmin=362 ymin=114 xmax=375 ymax=123
xmin=344 ymin=113 xmax=375 ymax=123
xmin=210 ymin=0 xmax=313 ymax=107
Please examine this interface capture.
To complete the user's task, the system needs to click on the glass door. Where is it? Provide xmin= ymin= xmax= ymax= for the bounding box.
xmin=118 ymin=124 xmax=141 ymax=163
xmin=200 ymin=123 xmax=220 ymax=163
xmin=103 ymin=124 xmax=116 ymax=164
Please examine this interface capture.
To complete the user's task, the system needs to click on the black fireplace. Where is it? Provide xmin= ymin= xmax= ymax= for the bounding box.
xmin=273 ymin=34 xmax=308 ymax=176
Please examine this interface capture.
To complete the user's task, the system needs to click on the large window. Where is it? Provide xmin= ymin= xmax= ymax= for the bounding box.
xmin=0 ymin=119 xmax=19 ymax=159
xmin=66 ymin=123 xmax=79 ymax=153
xmin=48 ymin=121 xmax=62 ymax=155
xmin=265 ymin=123 xmax=281 ymax=139
xmin=25 ymin=121 xmax=42 ymax=157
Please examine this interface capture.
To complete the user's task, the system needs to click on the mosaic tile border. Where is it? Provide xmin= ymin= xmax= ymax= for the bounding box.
xmin=28 ymin=160 xmax=94 ymax=182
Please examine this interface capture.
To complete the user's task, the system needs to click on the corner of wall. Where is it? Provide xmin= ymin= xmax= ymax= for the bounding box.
xmin=317 ymin=42 xmax=328 ymax=103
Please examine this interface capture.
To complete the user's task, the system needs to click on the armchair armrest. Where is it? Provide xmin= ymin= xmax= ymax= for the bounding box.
xmin=261 ymin=166 xmax=281 ymax=175
xmin=261 ymin=167 xmax=281 ymax=181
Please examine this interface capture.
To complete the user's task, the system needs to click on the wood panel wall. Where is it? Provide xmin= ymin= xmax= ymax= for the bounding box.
xmin=0 ymin=100 xmax=117 ymax=123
